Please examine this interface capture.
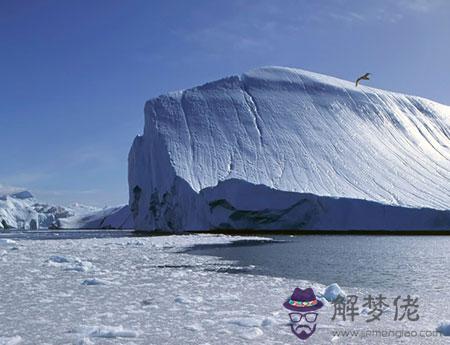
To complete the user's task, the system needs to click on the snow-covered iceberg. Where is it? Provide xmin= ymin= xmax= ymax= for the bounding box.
xmin=128 ymin=66 xmax=450 ymax=231
xmin=60 ymin=205 xmax=133 ymax=230
xmin=0 ymin=190 xmax=132 ymax=230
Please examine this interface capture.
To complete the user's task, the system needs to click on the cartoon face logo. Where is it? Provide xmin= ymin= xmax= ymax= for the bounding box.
xmin=283 ymin=287 xmax=323 ymax=340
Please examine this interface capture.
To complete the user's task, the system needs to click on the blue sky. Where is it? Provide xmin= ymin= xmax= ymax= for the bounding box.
xmin=1 ymin=0 xmax=449 ymax=206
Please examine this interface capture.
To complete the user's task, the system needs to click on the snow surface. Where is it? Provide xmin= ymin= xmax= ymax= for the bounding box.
xmin=0 ymin=336 xmax=23 ymax=345
xmin=129 ymin=66 xmax=450 ymax=231
xmin=71 ymin=325 xmax=138 ymax=339
xmin=0 ymin=191 xmax=132 ymax=230
xmin=0 ymin=234 xmax=446 ymax=344
xmin=0 ymin=239 xmax=17 ymax=246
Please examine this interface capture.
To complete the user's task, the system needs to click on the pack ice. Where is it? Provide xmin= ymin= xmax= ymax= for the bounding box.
xmin=128 ymin=66 xmax=450 ymax=231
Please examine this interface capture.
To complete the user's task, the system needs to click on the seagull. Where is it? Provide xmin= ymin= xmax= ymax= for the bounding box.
xmin=355 ymin=72 xmax=370 ymax=87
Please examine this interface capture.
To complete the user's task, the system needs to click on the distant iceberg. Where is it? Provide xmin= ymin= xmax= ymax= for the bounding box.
xmin=0 ymin=190 xmax=132 ymax=230
xmin=128 ymin=66 xmax=450 ymax=231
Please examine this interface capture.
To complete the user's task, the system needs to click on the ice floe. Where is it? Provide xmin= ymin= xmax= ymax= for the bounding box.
xmin=437 ymin=321 xmax=450 ymax=336
xmin=0 ymin=336 xmax=23 ymax=345
xmin=0 ymin=234 xmax=442 ymax=344
xmin=47 ymin=255 xmax=94 ymax=272
xmin=322 ymin=283 xmax=346 ymax=302
xmin=0 ymin=239 xmax=16 ymax=246
xmin=81 ymin=278 xmax=108 ymax=286
xmin=71 ymin=325 xmax=138 ymax=339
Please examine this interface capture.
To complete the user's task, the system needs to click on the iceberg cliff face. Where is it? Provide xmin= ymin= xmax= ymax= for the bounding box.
xmin=128 ymin=66 xmax=450 ymax=231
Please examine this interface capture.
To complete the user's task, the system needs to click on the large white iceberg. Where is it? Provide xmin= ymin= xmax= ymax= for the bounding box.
xmin=128 ymin=66 xmax=450 ymax=231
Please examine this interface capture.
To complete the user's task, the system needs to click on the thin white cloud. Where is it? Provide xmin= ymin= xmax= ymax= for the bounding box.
xmin=178 ymin=0 xmax=309 ymax=55
xmin=375 ymin=8 xmax=404 ymax=23
xmin=0 ymin=171 xmax=54 ymax=186
xmin=65 ymin=144 xmax=121 ymax=168
xmin=0 ymin=183 xmax=25 ymax=195
xmin=32 ymin=188 xmax=99 ymax=197
xmin=399 ymin=0 xmax=446 ymax=13
xmin=329 ymin=11 xmax=366 ymax=23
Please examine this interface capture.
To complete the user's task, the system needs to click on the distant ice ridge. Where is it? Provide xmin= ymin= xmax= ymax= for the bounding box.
xmin=60 ymin=204 xmax=133 ymax=230
xmin=0 ymin=190 xmax=132 ymax=230
xmin=129 ymin=66 xmax=450 ymax=231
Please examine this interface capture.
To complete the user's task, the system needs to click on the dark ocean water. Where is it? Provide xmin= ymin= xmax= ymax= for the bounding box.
xmin=186 ymin=235 xmax=450 ymax=295
xmin=2 ymin=230 xmax=448 ymax=299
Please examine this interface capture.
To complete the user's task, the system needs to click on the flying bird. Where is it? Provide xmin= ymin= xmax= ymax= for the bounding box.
xmin=355 ymin=73 xmax=370 ymax=87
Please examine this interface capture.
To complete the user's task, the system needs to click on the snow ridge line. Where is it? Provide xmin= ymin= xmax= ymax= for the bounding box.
xmin=240 ymin=80 xmax=264 ymax=147
xmin=179 ymin=91 xmax=197 ymax=187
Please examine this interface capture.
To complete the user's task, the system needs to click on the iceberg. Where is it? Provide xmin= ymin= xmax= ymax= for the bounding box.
xmin=128 ymin=66 xmax=450 ymax=231
xmin=0 ymin=190 xmax=132 ymax=230
xmin=60 ymin=205 xmax=133 ymax=230
xmin=322 ymin=283 xmax=346 ymax=302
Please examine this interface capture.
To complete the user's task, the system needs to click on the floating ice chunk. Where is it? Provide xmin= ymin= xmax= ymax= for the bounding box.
xmin=184 ymin=324 xmax=204 ymax=332
xmin=315 ymin=292 xmax=330 ymax=306
xmin=141 ymin=298 xmax=154 ymax=306
xmin=81 ymin=278 xmax=108 ymax=286
xmin=261 ymin=317 xmax=275 ymax=327
xmin=227 ymin=316 xmax=275 ymax=328
xmin=360 ymin=307 xmax=370 ymax=316
xmin=322 ymin=283 xmax=346 ymax=302
xmin=0 ymin=336 xmax=23 ymax=345
xmin=191 ymin=296 xmax=203 ymax=303
xmin=64 ymin=260 xmax=94 ymax=272
xmin=227 ymin=317 xmax=262 ymax=328
xmin=174 ymin=295 xmax=203 ymax=305
xmin=47 ymin=255 xmax=94 ymax=272
xmin=125 ymin=240 xmax=144 ymax=246
xmin=0 ymin=239 xmax=17 ymax=246
xmin=48 ymin=255 xmax=70 ymax=263
xmin=238 ymin=327 xmax=264 ymax=340
xmin=223 ymin=318 xmax=265 ymax=339
xmin=75 ymin=338 xmax=94 ymax=345
xmin=72 ymin=325 xmax=137 ymax=338
xmin=174 ymin=296 xmax=189 ymax=304
xmin=88 ymin=326 xmax=137 ymax=338
xmin=141 ymin=298 xmax=159 ymax=309
xmin=437 ymin=321 xmax=450 ymax=336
